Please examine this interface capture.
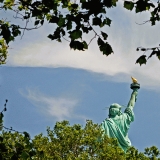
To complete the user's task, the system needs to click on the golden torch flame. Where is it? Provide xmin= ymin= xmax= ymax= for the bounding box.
xmin=131 ymin=76 xmax=138 ymax=83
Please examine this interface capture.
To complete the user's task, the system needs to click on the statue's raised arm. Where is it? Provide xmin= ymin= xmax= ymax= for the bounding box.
xmin=101 ymin=77 xmax=140 ymax=152
xmin=127 ymin=77 xmax=140 ymax=109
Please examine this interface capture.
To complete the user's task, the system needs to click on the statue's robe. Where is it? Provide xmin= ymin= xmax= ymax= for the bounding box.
xmin=101 ymin=107 xmax=134 ymax=151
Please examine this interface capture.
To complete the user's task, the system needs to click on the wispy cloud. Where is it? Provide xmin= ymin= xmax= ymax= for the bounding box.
xmin=20 ymin=89 xmax=86 ymax=121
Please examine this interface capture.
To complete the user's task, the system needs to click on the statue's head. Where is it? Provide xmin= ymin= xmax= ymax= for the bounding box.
xmin=108 ymin=103 xmax=122 ymax=117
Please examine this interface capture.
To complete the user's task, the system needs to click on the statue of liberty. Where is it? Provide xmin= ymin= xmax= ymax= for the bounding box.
xmin=101 ymin=77 xmax=140 ymax=152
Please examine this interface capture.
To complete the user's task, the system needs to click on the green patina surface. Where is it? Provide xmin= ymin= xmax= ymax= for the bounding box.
xmin=101 ymin=87 xmax=139 ymax=152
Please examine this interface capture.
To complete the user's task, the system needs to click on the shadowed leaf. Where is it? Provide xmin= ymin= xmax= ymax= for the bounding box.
xmin=136 ymin=55 xmax=147 ymax=66
xmin=124 ymin=1 xmax=134 ymax=10
xmin=148 ymin=51 xmax=156 ymax=59
xmin=101 ymin=31 xmax=108 ymax=40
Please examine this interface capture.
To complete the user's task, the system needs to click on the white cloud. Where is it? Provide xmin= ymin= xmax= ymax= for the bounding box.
xmin=7 ymin=2 xmax=160 ymax=90
xmin=21 ymin=89 xmax=86 ymax=121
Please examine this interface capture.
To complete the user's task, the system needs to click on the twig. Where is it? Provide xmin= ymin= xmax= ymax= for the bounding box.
xmin=3 ymin=126 xmax=23 ymax=134
xmin=87 ymin=21 xmax=100 ymax=46
xmin=135 ymin=20 xmax=150 ymax=25
xmin=20 ymin=25 xmax=42 ymax=30
xmin=88 ymin=34 xmax=96 ymax=46
xmin=21 ymin=18 xmax=29 ymax=39
xmin=62 ymin=36 xmax=70 ymax=42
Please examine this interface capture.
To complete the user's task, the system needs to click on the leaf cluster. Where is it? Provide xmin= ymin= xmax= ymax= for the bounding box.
xmin=0 ymin=119 xmax=160 ymax=159
xmin=33 ymin=120 xmax=125 ymax=159
xmin=0 ymin=100 xmax=8 ymax=131
xmin=0 ymin=19 xmax=21 ymax=64
xmin=0 ymin=131 xmax=35 ymax=160
xmin=123 ymin=0 xmax=160 ymax=65
xmin=0 ymin=0 xmax=119 ymax=64
xmin=135 ymin=46 xmax=160 ymax=66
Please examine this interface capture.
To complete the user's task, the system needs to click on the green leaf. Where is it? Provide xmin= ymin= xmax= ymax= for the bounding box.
xmin=67 ymin=21 xmax=72 ymax=30
xmin=39 ymin=150 xmax=44 ymax=157
xmin=23 ymin=132 xmax=30 ymax=139
xmin=49 ymin=16 xmax=59 ymax=23
xmin=101 ymin=31 xmax=108 ymax=40
xmin=0 ymin=24 xmax=11 ymax=44
xmin=0 ymin=143 xmax=7 ymax=152
xmin=97 ymin=37 xmax=104 ymax=46
xmin=100 ymin=42 xmax=113 ymax=56
xmin=103 ymin=0 xmax=113 ymax=8
xmin=11 ymin=154 xmax=18 ymax=160
xmin=70 ymin=40 xmax=84 ymax=50
xmin=97 ymin=38 xmax=113 ymax=56
xmin=135 ymin=0 xmax=153 ymax=13
xmin=156 ymin=51 xmax=160 ymax=60
xmin=0 ymin=112 xmax=4 ymax=119
xmin=70 ymin=3 xmax=78 ymax=10
xmin=150 ymin=17 xmax=156 ymax=26
xmin=0 ymin=136 xmax=3 ymax=142
xmin=34 ymin=20 xmax=40 ymax=26
xmin=82 ymin=26 xmax=92 ymax=33
xmin=21 ymin=151 xmax=29 ymax=159
xmin=48 ymin=34 xmax=54 ymax=40
xmin=69 ymin=30 xmax=82 ymax=40
xmin=61 ymin=0 xmax=68 ymax=7
xmin=57 ymin=16 xmax=65 ymax=27
xmin=40 ymin=20 xmax=44 ymax=25
xmin=141 ymin=48 xmax=146 ymax=51
xmin=83 ymin=41 xmax=88 ymax=49
xmin=92 ymin=17 xmax=102 ymax=26
xmin=11 ymin=25 xmax=21 ymax=37
xmin=57 ymin=38 xmax=61 ymax=42
xmin=15 ymin=142 xmax=24 ymax=150
xmin=29 ymin=151 xmax=36 ymax=157
xmin=0 ymin=153 xmax=2 ymax=160
xmin=124 ymin=1 xmax=134 ymax=11
xmin=103 ymin=18 xmax=111 ymax=26
xmin=136 ymin=55 xmax=147 ymax=66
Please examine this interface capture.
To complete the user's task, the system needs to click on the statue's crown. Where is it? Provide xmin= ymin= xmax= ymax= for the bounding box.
xmin=110 ymin=103 xmax=122 ymax=109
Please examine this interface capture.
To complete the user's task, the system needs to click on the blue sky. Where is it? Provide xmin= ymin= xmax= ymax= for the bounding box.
xmin=1 ymin=1 xmax=160 ymax=152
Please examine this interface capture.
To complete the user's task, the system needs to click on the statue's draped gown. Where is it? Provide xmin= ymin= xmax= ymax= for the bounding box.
xmin=101 ymin=107 xmax=134 ymax=151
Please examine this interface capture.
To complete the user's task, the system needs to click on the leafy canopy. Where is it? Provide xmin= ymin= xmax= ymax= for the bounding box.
xmin=0 ymin=104 xmax=160 ymax=160
xmin=1 ymin=119 xmax=160 ymax=160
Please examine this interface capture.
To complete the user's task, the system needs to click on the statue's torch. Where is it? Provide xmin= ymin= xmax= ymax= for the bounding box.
xmin=130 ymin=77 xmax=140 ymax=90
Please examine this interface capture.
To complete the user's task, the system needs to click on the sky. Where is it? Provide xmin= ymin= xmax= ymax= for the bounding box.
xmin=0 ymin=1 xmax=160 ymax=152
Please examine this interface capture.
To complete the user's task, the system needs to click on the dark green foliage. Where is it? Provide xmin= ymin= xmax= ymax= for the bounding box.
xmin=144 ymin=146 xmax=160 ymax=160
xmin=0 ymin=120 xmax=160 ymax=159
xmin=124 ymin=1 xmax=134 ymax=11
xmin=97 ymin=37 xmax=113 ymax=56
xmin=0 ymin=0 xmax=160 ymax=65
xmin=0 ymin=120 xmax=125 ymax=159
xmin=0 ymin=97 xmax=157 ymax=159
xmin=0 ymin=131 xmax=36 ymax=159
xmin=136 ymin=47 xmax=160 ymax=65
xmin=123 ymin=0 xmax=160 ymax=65
xmin=0 ymin=100 xmax=8 ymax=130
xmin=101 ymin=31 xmax=108 ymax=40
xmin=0 ymin=0 xmax=116 ymax=65
xmin=136 ymin=55 xmax=147 ymax=66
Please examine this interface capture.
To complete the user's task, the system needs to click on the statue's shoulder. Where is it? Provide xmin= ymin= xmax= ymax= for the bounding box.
xmin=101 ymin=118 xmax=111 ymax=124
xmin=124 ymin=107 xmax=134 ymax=115
xmin=105 ymin=118 xmax=115 ymax=124
xmin=123 ymin=107 xmax=135 ymax=122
